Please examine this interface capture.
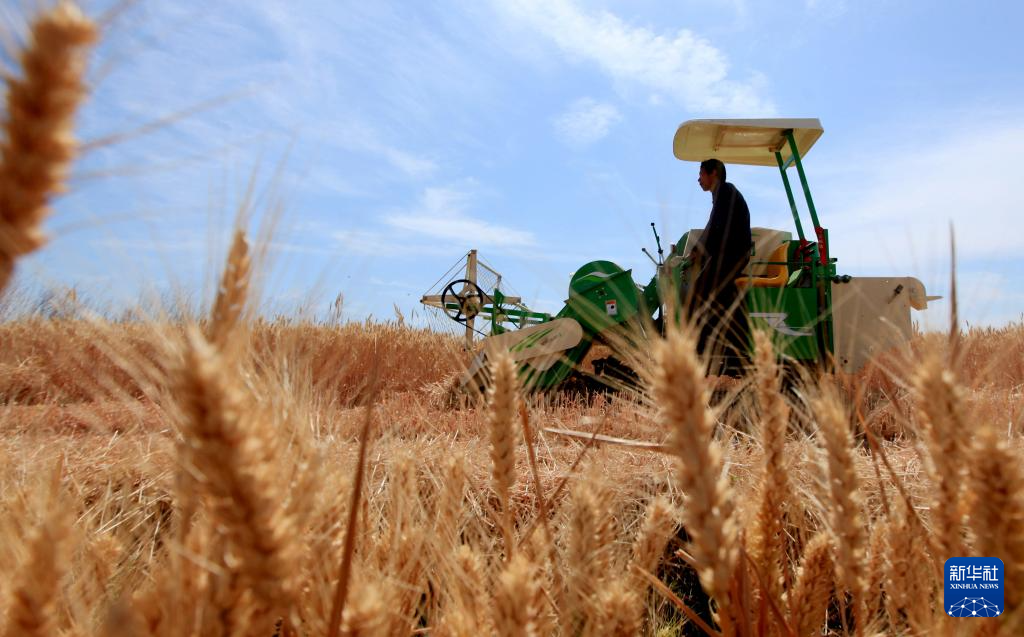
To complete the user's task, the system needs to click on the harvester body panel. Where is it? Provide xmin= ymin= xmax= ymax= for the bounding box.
xmin=831 ymin=277 xmax=926 ymax=373
xmin=560 ymin=260 xmax=642 ymax=333
xmin=746 ymin=286 xmax=822 ymax=362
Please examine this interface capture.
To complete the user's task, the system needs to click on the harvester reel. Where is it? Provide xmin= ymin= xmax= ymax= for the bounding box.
xmin=440 ymin=279 xmax=485 ymax=322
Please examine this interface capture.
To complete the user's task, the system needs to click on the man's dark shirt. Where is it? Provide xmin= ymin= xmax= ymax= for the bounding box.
xmin=694 ymin=180 xmax=751 ymax=295
xmin=688 ymin=180 xmax=751 ymax=370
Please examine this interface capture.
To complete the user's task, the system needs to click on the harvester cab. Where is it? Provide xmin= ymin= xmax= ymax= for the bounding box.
xmin=420 ymin=118 xmax=936 ymax=395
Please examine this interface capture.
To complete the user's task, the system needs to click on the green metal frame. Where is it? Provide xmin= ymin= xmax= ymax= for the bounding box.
xmin=784 ymin=130 xmax=828 ymax=266
xmin=775 ymin=151 xmax=806 ymax=243
xmin=437 ymin=292 xmax=552 ymax=336
xmin=774 ymin=129 xmax=835 ymax=369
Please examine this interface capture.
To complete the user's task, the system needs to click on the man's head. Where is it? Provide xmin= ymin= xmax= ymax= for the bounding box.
xmin=698 ymin=158 xmax=726 ymax=192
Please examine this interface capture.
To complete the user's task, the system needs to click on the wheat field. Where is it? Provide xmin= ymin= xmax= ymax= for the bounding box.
xmin=2 ymin=4 xmax=1024 ymax=636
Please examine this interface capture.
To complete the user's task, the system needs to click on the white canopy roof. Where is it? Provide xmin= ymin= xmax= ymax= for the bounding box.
xmin=673 ymin=118 xmax=823 ymax=167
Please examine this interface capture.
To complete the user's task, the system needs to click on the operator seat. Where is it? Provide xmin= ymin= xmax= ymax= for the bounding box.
xmin=735 ymin=242 xmax=789 ymax=289
xmin=680 ymin=227 xmax=790 ymax=289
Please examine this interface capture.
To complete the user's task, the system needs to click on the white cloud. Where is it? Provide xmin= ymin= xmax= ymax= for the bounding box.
xmin=332 ymin=227 xmax=468 ymax=258
xmin=804 ymin=0 xmax=848 ymax=17
xmin=553 ymin=98 xmax=621 ymax=147
xmin=333 ymin=229 xmax=406 ymax=257
xmin=494 ymin=0 xmax=774 ymax=115
xmin=384 ymin=187 xmax=536 ymax=248
xmin=90 ymin=237 xmax=205 ymax=254
xmin=266 ymin=240 xmax=334 ymax=256
xmin=324 ymin=122 xmax=437 ymax=179
xmin=822 ymin=120 xmax=1024 ymax=272
xmin=795 ymin=114 xmax=1024 ymax=328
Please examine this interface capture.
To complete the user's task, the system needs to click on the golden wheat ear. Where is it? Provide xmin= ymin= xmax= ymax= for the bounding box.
xmin=881 ymin=499 xmax=932 ymax=633
xmin=627 ymin=496 xmax=677 ymax=629
xmin=208 ymin=227 xmax=251 ymax=351
xmin=0 ymin=2 xmax=97 ymax=293
xmin=788 ymin=532 xmax=835 ymax=637
xmin=629 ymin=496 xmax=676 ymax=588
xmin=812 ymin=383 xmax=869 ymax=632
xmin=487 ymin=351 xmax=519 ymax=559
xmin=326 ymin=405 xmax=375 ymax=637
xmin=175 ymin=327 xmax=297 ymax=629
xmin=652 ymin=324 xmax=740 ymax=627
xmin=1 ymin=459 xmax=72 ymax=637
xmin=493 ymin=552 xmax=543 ymax=637
xmin=912 ymin=350 xmax=967 ymax=563
xmin=968 ymin=423 xmax=1024 ymax=614
xmin=815 ymin=385 xmax=864 ymax=618
xmin=750 ymin=330 xmax=792 ymax=612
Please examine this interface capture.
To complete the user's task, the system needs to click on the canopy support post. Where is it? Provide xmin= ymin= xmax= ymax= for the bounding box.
xmin=775 ymin=150 xmax=806 ymax=244
xmin=785 ymin=130 xmax=828 ymax=265
xmin=782 ymin=131 xmax=832 ymax=369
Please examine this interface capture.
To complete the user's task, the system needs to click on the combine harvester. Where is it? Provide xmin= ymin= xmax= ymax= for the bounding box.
xmin=421 ymin=118 xmax=937 ymax=395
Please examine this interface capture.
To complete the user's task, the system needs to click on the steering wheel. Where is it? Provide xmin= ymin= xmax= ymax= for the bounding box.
xmin=440 ymin=279 xmax=485 ymax=322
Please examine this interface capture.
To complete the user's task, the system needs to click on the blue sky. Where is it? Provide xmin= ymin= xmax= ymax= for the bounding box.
xmin=9 ymin=0 xmax=1024 ymax=328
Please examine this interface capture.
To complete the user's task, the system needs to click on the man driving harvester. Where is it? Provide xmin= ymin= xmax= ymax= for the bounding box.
xmin=686 ymin=158 xmax=751 ymax=375
xmin=426 ymin=118 xmax=937 ymax=396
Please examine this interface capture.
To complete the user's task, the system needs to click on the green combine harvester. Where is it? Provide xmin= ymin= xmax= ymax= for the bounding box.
xmin=421 ymin=119 xmax=936 ymax=394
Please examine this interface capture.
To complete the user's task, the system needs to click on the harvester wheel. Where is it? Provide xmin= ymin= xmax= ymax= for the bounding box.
xmin=440 ymin=279 xmax=485 ymax=322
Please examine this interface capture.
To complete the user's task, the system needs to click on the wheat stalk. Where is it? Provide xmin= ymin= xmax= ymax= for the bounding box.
xmin=0 ymin=2 xmax=96 ymax=293
xmin=563 ymin=481 xmax=601 ymax=634
xmin=629 ymin=496 xmax=676 ymax=590
xmin=882 ymin=499 xmax=932 ymax=632
xmin=327 ymin=406 xmax=375 ymax=637
xmin=337 ymin=575 xmax=387 ymax=637
xmin=560 ymin=477 xmax=617 ymax=634
xmin=968 ymin=423 xmax=1024 ymax=612
xmin=176 ymin=327 xmax=296 ymax=628
xmin=652 ymin=326 xmax=739 ymax=625
xmin=522 ymin=524 xmax=558 ymax=635
xmin=751 ymin=330 xmax=791 ymax=616
xmin=912 ymin=351 xmax=967 ymax=562
xmin=208 ymin=227 xmax=251 ymax=351
xmin=625 ymin=495 xmax=676 ymax=632
xmin=864 ymin=519 xmax=886 ymax=623
xmin=97 ymin=596 xmax=146 ymax=637
xmin=379 ymin=459 xmax=430 ymax=635
xmin=434 ymin=456 xmax=467 ymax=548
xmin=813 ymin=383 xmax=868 ymax=634
xmin=488 ymin=351 xmax=518 ymax=558
xmin=494 ymin=552 xmax=543 ymax=637
xmin=592 ymin=579 xmax=642 ymax=637
xmin=438 ymin=544 xmax=488 ymax=635
xmin=1 ymin=506 xmax=71 ymax=637
xmin=787 ymin=532 xmax=835 ymax=637
xmin=76 ymin=531 xmax=122 ymax=626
